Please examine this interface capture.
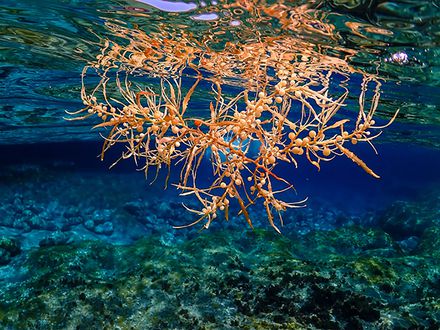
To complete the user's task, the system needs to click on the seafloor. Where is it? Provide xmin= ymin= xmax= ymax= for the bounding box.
xmin=0 ymin=144 xmax=439 ymax=330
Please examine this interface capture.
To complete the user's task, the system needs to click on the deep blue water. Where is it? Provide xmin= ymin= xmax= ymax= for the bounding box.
xmin=1 ymin=135 xmax=438 ymax=219
xmin=1 ymin=0 xmax=440 ymax=328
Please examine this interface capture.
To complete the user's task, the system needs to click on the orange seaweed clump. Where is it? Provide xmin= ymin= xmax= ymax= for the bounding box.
xmin=69 ymin=19 xmax=397 ymax=232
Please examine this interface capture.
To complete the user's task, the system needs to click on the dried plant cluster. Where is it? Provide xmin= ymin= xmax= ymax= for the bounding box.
xmin=70 ymin=21 xmax=396 ymax=232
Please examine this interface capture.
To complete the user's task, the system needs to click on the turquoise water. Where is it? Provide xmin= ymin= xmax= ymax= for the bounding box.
xmin=1 ymin=0 xmax=440 ymax=329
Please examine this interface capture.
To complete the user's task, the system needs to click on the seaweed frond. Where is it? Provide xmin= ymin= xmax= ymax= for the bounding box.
xmin=69 ymin=6 xmax=397 ymax=232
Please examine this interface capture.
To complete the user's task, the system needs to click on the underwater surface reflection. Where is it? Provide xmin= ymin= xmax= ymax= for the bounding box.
xmin=0 ymin=0 xmax=439 ymax=329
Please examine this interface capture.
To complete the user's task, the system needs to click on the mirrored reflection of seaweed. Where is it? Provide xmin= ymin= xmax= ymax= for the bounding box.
xmin=70 ymin=11 xmax=397 ymax=232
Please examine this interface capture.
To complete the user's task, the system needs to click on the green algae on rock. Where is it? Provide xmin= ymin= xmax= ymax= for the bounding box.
xmin=0 ymin=237 xmax=21 ymax=266
xmin=1 ymin=225 xmax=439 ymax=329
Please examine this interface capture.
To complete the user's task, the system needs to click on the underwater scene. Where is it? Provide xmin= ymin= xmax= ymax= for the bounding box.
xmin=1 ymin=0 xmax=440 ymax=329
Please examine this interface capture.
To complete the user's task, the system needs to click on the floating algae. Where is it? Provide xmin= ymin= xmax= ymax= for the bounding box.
xmin=70 ymin=2 xmax=398 ymax=231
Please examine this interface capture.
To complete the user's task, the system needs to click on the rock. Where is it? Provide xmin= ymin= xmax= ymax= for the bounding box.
xmin=417 ymin=226 xmax=440 ymax=255
xmin=0 ymin=237 xmax=21 ymax=265
xmin=91 ymin=209 xmax=112 ymax=225
xmin=398 ymin=236 xmax=420 ymax=253
xmin=39 ymin=232 xmax=72 ymax=247
xmin=94 ymin=222 xmax=114 ymax=236
xmin=303 ymin=226 xmax=395 ymax=257
xmin=378 ymin=200 xmax=436 ymax=240
xmin=61 ymin=216 xmax=83 ymax=231
xmin=0 ymin=208 xmax=14 ymax=227
xmin=27 ymin=216 xmax=57 ymax=231
xmin=123 ymin=201 xmax=144 ymax=217
xmin=63 ymin=207 xmax=81 ymax=219
xmin=84 ymin=219 xmax=114 ymax=236
xmin=84 ymin=219 xmax=95 ymax=231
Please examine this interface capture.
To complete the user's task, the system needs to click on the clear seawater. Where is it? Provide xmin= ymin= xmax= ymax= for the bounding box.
xmin=0 ymin=0 xmax=439 ymax=329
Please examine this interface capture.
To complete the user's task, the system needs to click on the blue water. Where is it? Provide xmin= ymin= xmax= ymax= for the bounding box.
xmin=1 ymin=0 xmax=440 ymax=329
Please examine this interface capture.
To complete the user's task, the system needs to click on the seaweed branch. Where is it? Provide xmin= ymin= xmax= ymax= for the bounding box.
xmin=70 ymin=8 xmax=397 ymax=232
